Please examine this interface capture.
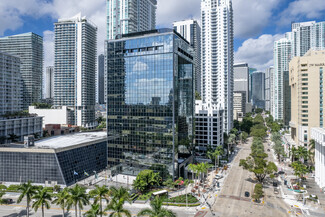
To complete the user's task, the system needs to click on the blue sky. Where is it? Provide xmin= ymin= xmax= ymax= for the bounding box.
xmin=1 ymin=0 xmax=325 ymax=71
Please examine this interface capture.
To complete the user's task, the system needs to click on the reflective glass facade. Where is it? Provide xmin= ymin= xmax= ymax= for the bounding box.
xmin=105 ymin=30 xmax=194 ymax=178
xmin=0 ymin=141 xmax=107 ymax=185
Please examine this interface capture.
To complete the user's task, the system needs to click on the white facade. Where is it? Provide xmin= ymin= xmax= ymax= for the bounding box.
xmin=106 ymin=0 xmax=157 ymax=40
xmin=292 ymin=21 xmax=325 ymax=57
xmin=29 ymin=106 xmax=72 ymax=128
xmin=45 ymin=66 xmax=54 ymax=99
xmin=233 ymin=63 xmax=249 ymax=103
xmin=173 ymin=19 xmax=201 ymax=94
xmin=195 ymin=100 xmax=224 ymax=150
xmin=54 ymin=14 xmax=97 ymax=128
xmin=272 ymin=35 xmax=292 ymax=120
xmin=0 ymin=52 xmax=22 ymax=115
xmin=201 ymin=0 xmax=234 ymax=133
xmin=311 ymin=128 xmax=325 ymax=188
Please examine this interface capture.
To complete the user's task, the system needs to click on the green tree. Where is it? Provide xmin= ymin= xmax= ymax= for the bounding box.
xmin=0 ymin=190 xmax=5 ymax=204
xmin=273 ymin=141 xmax=286 ymax=162
xmin=239 ymin=152 xmax=277 ymax=183
xmin=8 ymin=133 xmax=19 ymax=142
xmin=86 ymin=204 xmax=103 ymax=217
xmin=110 ymin=186 xmax=130 ymax=202
xmin=67 ymin=184 xmax=89 ymax=217
xmin=105 ymin=192 xmax=131 ymax=217
xmin=52 ymin=188 xmax=69 ymax=217
xmin=241 ymin=132 xmax=248 ymax=143
xmin=137 ymin=196 xmax=176 ymax=217
xmin=32 ymin=187 xmax=52 ymax=217
xmin=296 ymin=146 xmax=308 ymax=162
xmin=89 ymin=185 xmax=110 ymax=217
xmin=250 ymin=127 xmax=267 ymax=139
xmin=308 ymin=139 xmax=316 ymax=165
xmin=195 ymin=91 xmax=201 ymax=100
xmin=253 ymin=114 xmax=264 ymax=125
xmin=207 ymin=146 xmax=224 ymax=168
xmin=17 ymin=181 xmax=37 ymax=217
xmin=163 ymin=178 xmax=175 ymax=190
xmin=133 ymin=170 xmax=161 ymax=193
xmin=241 ymin=116 xmax=254 ymax=134
xmin=252 ymin=184 xmax=264 ymax=202
xmin=291 ymin=161 xmax=309 ymax=185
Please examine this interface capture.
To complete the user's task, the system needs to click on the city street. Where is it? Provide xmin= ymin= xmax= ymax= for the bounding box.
xmin=208 ymin=137 xmax=291 ymax=217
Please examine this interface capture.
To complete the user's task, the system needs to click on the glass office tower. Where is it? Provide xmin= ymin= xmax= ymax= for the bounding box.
xmin=105 ymin=29 xmax=194 ymax=178
xmin=0 ymin=32 xmax=43 ymax=109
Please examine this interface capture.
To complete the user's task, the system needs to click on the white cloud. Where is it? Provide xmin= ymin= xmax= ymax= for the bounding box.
xmin=156 ymin=0 xmax=200 ymax=28
xmin=235 ymin=34 xmax=284 ymax=71
xmin=279 ymin=0 xmax=325 ymax=26
xmin=233 ymin=0 xmax=280 ymax=38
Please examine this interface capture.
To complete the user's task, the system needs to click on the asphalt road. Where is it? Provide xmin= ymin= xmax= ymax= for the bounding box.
xmin=210 ymin=137 xmax=291 ymax=217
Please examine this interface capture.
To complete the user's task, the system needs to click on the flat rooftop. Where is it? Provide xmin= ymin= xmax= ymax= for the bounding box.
xmin=35 ymin=131 xmax=108 ymax=149
xmin=0 ymin=132 xmax=109 ymax=151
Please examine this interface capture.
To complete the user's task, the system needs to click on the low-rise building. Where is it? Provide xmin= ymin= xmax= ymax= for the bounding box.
xmin=29 ymin=106 xmax=74 ymax=127
xmin=0 ymin=114 xmax=43 ymax=143
xmin=44 ymin=124 xmax=80 ymax=136
xmin=233 ymin=91 xmax=246 ymax=121
xmin=0 ymin=132 xmax=108 ymax=186
xmin=311 ymin=128 xmax=325 ymax=189
xmin=195 ymin=100 xmax=224 ymax=152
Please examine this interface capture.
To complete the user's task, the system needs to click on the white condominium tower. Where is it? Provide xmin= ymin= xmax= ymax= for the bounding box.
xmin=54 ymin=13 xmax=97 ymax=128
xmin=106 ymin=0 xmax=157 ymax=40
xmin=201 ymin=0 xmax=234 ymax=133
xmin=292 ymin=21 xmax=325 ymax=57
xmin=173 ymin=19 xmax=201 ymax=94
xmin=272 ymin=33 xmax=292 ymax=121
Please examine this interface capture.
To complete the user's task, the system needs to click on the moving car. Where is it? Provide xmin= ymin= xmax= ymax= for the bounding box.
xmin=215 ymin=175 xmax=224 ymax=180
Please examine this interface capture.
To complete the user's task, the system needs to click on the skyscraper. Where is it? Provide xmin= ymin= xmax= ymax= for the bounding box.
xmin=0 ymin=52 xmax=22 ymax=115
xmin=272 ymin=35 xmax=292 ymax=121
xmin=201 ymin=0 xmax=234 ymax=133
xmin=292 ymin=21 xmax=325 ymax=57
xmin=54 ymin=13 xmax=97 ymax=128
xmin=45 ymin=66 xmax=54 ymax=99
xmin=251 ymin=71 xmax=265 ymax=109
xmin=174 ymin=20 xmax=201 ymax=94
xmin=233 ymin=63 xmax=249 ymax=103
xmin=265 ymin=67 xmax=274 ymax=112
xmin=98 ymin=54 xmax=105 ymax=104
xmin=0 ymin=32 xmax=43 ymax=109
xmin=105 ymin=29 xmax=194 ymax=178
xmin=106 ymin=0 xmax=157 ymax=40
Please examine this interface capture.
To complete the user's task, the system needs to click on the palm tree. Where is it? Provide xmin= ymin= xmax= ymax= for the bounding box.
xmin=105 ymin=196 xmax=131 ymax=217
xmin=290 ymin=146 xmax=297 ymax=162
xmin=8 ymin=133 xmax=19 ymax=142
xmin=53 ymin=188 xmax=69 ymax=217
xmin=207 ymin=146 xmax=224 ymax=169
xmin=86 ymin=204 xmax=103 ymax=217
xmin=227 ymin=134 xmax=236 ymax=157
xmin=90 ymin=185 xmax=110 ymax=217
xmin=17 ymin=181 xmax=37 ymax=217
xmin=67 ymin=184 xmax=89 ymax=217
xmin=110 ymin=186 xmax=130 ymax=202
xmin=31 ymin=187 xmax=52 ymax=217
xmin=137 ymin=196 xmax=176 ymax=217
xmin=308 ymin=139 xmax=316 ymax=165
xmin=188 ymin=164 xmax=197 ymax=182
xmin=296 ymin=146 xmax=308 ymax=163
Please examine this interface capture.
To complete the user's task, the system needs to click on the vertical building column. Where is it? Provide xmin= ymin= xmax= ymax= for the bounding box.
xmin=322 ymin=145 xmax=325 ymax=188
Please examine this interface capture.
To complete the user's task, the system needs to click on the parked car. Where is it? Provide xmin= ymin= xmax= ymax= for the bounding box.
xmin=244 ymin=191 xmax=250 ymax=197
xmin=274 ymin=188 xmax=279 ymax=194
xmin=267 ymin=149 xmax=270 ymax=152
xmin=215 ymin=175 xmax=224 ymax=180
xmin=273 ymin=181 xmax=278 ymax=187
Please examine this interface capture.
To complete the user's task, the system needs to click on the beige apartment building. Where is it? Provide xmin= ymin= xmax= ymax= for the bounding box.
xmin=289 ymin=49 xmax=325 ymax=147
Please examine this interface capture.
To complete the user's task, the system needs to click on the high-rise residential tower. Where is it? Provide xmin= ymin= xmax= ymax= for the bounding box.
xmin=174 ymin=20 xmax=201 ymax=94
xmin=98 ymin=54 xmax=105 ymax=104
xmin=105 ymin=29 xmax=194 ymax=178
xmin=0 ymin=32 xmax=43 ymax=109
xmin=0 ymin=52 xmax=22 ymax=115
xmin=272 ymin=34 xmax=292 ymax=121
xmin=45 ymin=66 xmax=54 ymax=99
xmin=265 ymin=67 xmax=274 ymax=112
xmin=292 ymin=21 xmax=325 ymax=57
xmin=251 ymin=71 xmax=265 ymax=109
xmin=201 ymin=0 xmax=234 ymax=133
xmin=54 ymin=13 xmax=97 ymax=128
xmin=106 ymin=0 xmax=157 ymax=40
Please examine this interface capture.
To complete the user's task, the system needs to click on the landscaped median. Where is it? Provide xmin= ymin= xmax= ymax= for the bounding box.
xmin=163 ymin=194 xmax=200 ymax=207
